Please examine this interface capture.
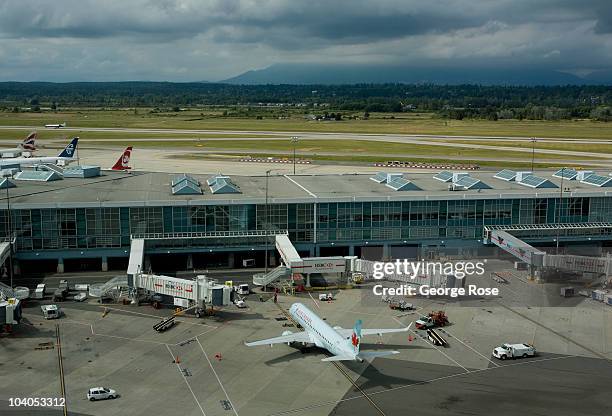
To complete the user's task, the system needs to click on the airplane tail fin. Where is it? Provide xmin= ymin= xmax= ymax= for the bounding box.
xmin=349 ymin=319 xmax=362 ymax=354
xmin=58 ymin=137 xmax=78 ymax=158
xmin=111 ymin=146 xmax=132 ymax=170
xmin=21 ymin=131 xmax=37 ymax=151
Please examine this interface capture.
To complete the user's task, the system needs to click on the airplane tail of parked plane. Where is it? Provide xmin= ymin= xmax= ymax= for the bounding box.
xmin=21 ymin=132 xmax=37 ymax=151
xmin=111 ymin=146 xmax=133 ymax=170
xmin=350 ymin=319 xmax=362 ymax=354
xmin=58 ymin=137 xmax=79 ymax=158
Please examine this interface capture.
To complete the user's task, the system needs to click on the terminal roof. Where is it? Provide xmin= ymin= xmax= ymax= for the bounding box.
xmin=1 ymin=169 xmax=611 ymax=208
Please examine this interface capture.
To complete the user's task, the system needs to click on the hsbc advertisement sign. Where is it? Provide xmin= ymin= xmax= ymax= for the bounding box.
xmin=294 ymin=257 xmax=347 ymax=274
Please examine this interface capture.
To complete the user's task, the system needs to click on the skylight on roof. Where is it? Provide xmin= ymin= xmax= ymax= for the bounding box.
xmin=494 ymin=169 xmax=517 ymax=181
xmin=172 ymin=181 xmax=203 ymax=195
xmin=210 ymin=177 xmax=241 ymax=194
xmin=385 ymin=177 xmax=421 ymax=191
xmin=14 ymin=170 xmax=62 ymax=182
xmin=452 ymin=176 xmax=491 ymax=190
xmin=580 ymin=174 xmax=612 ymax=187
xmin=552 ymin=168 xmax=577 ymax=180
xmin=370 ymin=172 xmax=388 ymax=184
xmin=516 ymin=175 xmax=557 ymax=189
xmin=433 ymin=171 xmax=453 ymax=182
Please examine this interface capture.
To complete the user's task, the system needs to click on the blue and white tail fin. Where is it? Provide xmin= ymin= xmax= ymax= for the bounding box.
xmin=349 ymin=319 xmax=362 ymax=354
xmin=58 ymin=137 xmax=78 ymax=158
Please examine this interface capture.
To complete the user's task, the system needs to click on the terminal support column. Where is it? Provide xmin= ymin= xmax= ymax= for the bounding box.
xmin=101 ymin=256 xmax=108 ymax=272
xmin=57 ymin=258 xmax=64 ymax=274
xmin=186 ymin=254 xmax=193 ymax=270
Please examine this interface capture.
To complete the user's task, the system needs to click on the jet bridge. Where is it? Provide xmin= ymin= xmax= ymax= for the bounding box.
xmin=485 ymin=229 xmax=545 ymax=267
xmin=132 ymin=273 xmax=231 ymax=309
xmin=484 ymin=224 xmax=612 ymax=276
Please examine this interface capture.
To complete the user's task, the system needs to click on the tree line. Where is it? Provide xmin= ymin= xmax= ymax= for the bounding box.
xmin=0 ymin=82 xmax=610 ymax=121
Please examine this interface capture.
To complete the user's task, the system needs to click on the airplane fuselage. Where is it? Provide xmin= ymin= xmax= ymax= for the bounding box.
xmin=289 ymin=303 xmax=356 ymax=359
xmin=0 ymin=156 xmax=75 ymax=167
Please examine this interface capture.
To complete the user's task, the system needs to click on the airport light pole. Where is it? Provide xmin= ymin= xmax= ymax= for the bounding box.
xmin=556 ymin=167 xmax=565 ymax=255
xmin=291 ymin=136 xmax=299 ymax=175
xmin=530 ymin=137 xmax=536 ymax=172
xmin=264 ymin=169 xmax=271 ymax=273
xmin=4 ymin=175 xmax=13 ymax=289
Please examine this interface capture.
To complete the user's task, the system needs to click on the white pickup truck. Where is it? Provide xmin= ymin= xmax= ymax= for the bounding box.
xmin=492 ymin=343 xmax=536 ymax=360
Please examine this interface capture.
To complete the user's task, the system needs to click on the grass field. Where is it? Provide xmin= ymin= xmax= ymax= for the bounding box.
xmin=171 ymin=152 xmax=567 ymax=169
xmin=88 ymin=139 xmax=602 ymax=162
xmin=452 ymin=139 xmax=612 ymax=154
xmin=1 ymin=109 xmax=612 ymax=139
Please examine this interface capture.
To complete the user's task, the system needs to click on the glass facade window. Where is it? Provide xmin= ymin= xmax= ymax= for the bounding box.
xmin=1 ymin=195 xmax=611 ymax=252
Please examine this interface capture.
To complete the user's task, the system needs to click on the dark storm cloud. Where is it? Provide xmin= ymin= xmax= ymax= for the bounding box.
xmin=0 ymin=0 xmax=610 ymax=81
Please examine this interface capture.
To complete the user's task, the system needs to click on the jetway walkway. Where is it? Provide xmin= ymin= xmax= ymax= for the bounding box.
xmin=484 ymin=224 xmax=612 ymax=275
xmin=132 ymin=273 xmax=231 ymax=307
xmin=0 ymin=241 xmax=11 ymax=267
xmin=127 ymin=238 xmax=145 ymax=284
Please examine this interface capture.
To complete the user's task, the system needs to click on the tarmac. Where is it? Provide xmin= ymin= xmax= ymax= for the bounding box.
xmin=1 ymin=259 xmax=612 ymax=415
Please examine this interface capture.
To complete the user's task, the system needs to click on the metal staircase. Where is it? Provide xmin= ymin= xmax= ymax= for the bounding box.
xmin=253 ymin=265 xmax=290 ymax=286
xmin=93 ymin=275 xmax=129 ymax=301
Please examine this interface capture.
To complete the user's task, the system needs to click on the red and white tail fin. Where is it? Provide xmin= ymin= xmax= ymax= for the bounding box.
xmin=21 ymin=131 xmax=37 ymax=151
xmin=111 ymin=147 xmax=132 ymax=170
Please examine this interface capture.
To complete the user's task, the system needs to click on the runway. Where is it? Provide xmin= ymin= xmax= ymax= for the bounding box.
xmin=1 ymin=125 xmax=610 ymax=171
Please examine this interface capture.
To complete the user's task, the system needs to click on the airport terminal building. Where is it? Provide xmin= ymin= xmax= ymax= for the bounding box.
xmin=1 ymin=167 xmax=611 ymax=274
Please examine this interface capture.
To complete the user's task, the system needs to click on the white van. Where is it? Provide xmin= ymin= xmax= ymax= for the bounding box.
xmin=236 ymin=284 xmax=250 ymax=295
xmin=87 ymin=387 xmax=117 ymax=401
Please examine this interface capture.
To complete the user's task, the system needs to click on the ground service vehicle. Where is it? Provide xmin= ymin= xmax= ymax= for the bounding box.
xmin=389 ymin=300 xmax=413 ymax=311
xmin=87 ymin=387 xmax=117 ymax=401
xmin=415 ymin=311 xmax=449 ymax=329
xmin=237 ymin=284 xmax=250 ymax=295
xmin=492 ymin=343 xmax=536 ymax=360
xmin=41 ymin=305 xmax=60 ymax=319
xmin=33 ymin=284 xmax=46 ymax=299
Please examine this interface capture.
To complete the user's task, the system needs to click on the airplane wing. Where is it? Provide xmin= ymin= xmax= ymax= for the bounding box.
xmin=321 ymin=355 xmax=356 ymax=362
xmin=245 ymin=331 xmax=311 ymax=347
xmin=358 ymin=351 xmax=399 ymax=360
xmin=322 ymin=350 xmax=400 ymax=362
xmin=336 ymin=322 xmax=412 ymax=338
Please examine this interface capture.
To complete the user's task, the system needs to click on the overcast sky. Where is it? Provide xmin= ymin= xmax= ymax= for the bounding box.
xmin=1 ymin=0 xmax=611 ymax=82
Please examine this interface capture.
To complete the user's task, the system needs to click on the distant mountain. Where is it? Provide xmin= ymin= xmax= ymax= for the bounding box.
xmin=222 ymin=63 xmax=610 ymax=85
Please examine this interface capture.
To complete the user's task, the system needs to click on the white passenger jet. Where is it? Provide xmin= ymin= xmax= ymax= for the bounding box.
xmin=45 ymin=122 xmax=66 ymax=128
xmin=0 ymin=131 xmax=37 ymax=157
xmin=0 ymin=137 xmax=78 ymax=168
xmin=245 ymin=302 xmax=412 ymax=362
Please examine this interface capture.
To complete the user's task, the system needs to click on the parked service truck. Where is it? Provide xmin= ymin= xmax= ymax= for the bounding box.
xmin=492 ymin=343 xmax=536 ymax=360
xmin=41 ymin=304 xmax=61 ymax=319
xmin=415 ymin=311 xmax=449 ymax=329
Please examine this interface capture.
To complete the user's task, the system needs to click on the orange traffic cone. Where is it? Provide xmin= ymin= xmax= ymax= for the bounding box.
xmin=408 ymin=335 xmax=413 ymax=342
